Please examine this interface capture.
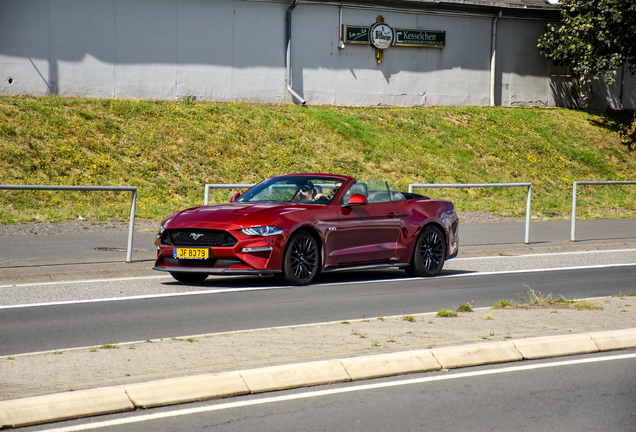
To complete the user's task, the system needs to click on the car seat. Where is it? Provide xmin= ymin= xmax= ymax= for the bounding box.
xmin=349 ymin=183 xmax=368 ymax=197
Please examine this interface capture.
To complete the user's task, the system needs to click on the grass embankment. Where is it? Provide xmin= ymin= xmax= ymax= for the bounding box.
xmin=0 ymin=96 xmax=634 ymax=224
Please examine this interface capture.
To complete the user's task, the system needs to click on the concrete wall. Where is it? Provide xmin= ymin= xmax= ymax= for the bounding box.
xmin=1 ymin=0 xmax=633 ymax=109
xmin=0 ymin=0 xmax=289 ymax=102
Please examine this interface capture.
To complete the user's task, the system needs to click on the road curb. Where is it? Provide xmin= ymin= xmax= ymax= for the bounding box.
xmin=1 ymin=329 xmax=635 ymax=429
xmin=457 ymin=242 xmax=636 ymax=258
xmin=124 ymin=372 xmax=250 ymax=409
xmin=589 ymin=328 xmax=636 ymax=351
xmin=339 ymin=350 xmax=440 ymax=380
xmin=513 ymin=334 xmax=599 ymax=359
xmin=431 ymin=341 xmax=522 ymax=368
xmin=239 ymin=360 xmax=351 ymax=393
xmin=0 ymin=386 xmax=133 ymax=429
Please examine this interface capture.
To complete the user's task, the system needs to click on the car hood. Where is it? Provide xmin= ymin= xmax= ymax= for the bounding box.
xmin=163 ymin=202 xmax=309 ymax=231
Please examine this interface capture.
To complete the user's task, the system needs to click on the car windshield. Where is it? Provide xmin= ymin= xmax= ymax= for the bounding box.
xmin=237 ymin=176 xmax=347 ymax=204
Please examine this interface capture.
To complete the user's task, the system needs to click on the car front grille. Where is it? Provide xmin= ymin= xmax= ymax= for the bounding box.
xmin=162 ymin=229 xmax=238 ymax=247
xmin=158 ymin=257 xmax=244 ymax=267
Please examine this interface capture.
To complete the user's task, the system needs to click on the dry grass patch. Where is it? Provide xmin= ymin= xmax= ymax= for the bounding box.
xmin=495 ymin=289 xmax=603 ymax=310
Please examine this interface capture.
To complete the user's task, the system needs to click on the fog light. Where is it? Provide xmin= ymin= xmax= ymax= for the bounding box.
xmin=241 ymin=246 xmax=273 ymax=253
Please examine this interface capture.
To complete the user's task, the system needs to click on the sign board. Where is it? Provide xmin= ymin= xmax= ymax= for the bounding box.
xmin=343 ymin=25 xmax=445 ymax=48
xmin=395 ymin=29 xmax=445 ymax=48
xmin=343 ymin=25 xmax=370 ymax=44
xmin=369 ymin=23 xmax=394 ymax=49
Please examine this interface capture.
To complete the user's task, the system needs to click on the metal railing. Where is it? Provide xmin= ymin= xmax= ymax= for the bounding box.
xmin=0 ymin=185 xmax=138 ymax=262
xmin=570 ymin=181 xmax=636 ymax=242
xmin=204 ymin=184 xmax=255 ymax=205
xmin=408 ymin=182 xmax=533 ymax=244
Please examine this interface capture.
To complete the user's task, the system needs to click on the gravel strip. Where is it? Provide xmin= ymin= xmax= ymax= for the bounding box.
xmin=0 ymin=219 xmax=160 ymax=236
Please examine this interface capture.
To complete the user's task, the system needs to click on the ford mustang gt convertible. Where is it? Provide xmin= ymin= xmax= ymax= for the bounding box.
xmin=153 ymin=174 xmax=459 ymax=285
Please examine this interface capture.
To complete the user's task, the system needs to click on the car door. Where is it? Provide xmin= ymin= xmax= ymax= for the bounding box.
xmin=331 ymin=184 xmax=403 ymax=265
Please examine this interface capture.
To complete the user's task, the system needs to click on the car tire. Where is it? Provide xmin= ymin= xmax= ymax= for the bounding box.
xmin=405 ymin=225 xmax=446 ymax=277
xmin=276 ymin=230 xmax=320 ymax=286
xmin=170 ymin=272 xmax=208 ymax=283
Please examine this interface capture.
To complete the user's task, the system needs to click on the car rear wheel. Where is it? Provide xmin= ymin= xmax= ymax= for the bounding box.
xmin=276 ymin=230 xmax=320 ymax=286
xmin=170 ymin=272 xmax=208 ymax=283
xmin=405 ymin=225 xmax=446 ymax=277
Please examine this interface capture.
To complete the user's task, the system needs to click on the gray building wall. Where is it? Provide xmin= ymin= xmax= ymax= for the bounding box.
xmin=1 ymin=0 xmax=633 ymax=109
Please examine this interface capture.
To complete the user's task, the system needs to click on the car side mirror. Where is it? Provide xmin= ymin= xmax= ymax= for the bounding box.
xmin=344 ymin=193 xmax=368 ymax=206
xmin=230 ymin=192 xmax=240 ymax=203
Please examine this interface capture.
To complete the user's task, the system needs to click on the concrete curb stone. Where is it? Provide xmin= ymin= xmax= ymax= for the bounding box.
xmin=457 ymin=242 xmax=636 ymax=258
xmin=513 ymin=334 xmax=599 ymax=359
xmin=0 ymin=386 xmax=133 ymax=429
xmin=239 ymin=360 xmax=351 ymax=393
xmin=589 ymin=328 xmax=636 ymax=351
xmin=124 ymin=372 xmax=249 ymax=409
xmin=430 ymin=341 xmax=523 ymax=369
xmin=338 ymin=350 xmax=440 ymax=380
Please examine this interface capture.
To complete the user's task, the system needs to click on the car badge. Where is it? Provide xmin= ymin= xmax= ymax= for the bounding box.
xmin=189 ymin=233 xmax=204 ymax=241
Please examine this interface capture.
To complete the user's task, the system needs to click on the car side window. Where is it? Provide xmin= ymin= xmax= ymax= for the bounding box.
xmin=363 ymin=179 xmax=405 ymax=203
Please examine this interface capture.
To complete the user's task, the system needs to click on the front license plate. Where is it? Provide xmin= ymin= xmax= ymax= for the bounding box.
xmin=173 ymin=248 xmax=210 ymax=259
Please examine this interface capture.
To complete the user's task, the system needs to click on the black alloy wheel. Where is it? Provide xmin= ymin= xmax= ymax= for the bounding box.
xmin=170 ymin=272 xmax=209 ymax=283
xmin=277 ymin=230 xmax=320 ymax=286
xmin=405 ymin=225 xmax=446 ymax=277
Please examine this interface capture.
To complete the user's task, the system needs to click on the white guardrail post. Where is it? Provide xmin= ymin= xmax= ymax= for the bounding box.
xmin=204 ymin=184 xmax=255 ymax=205
xmin=570 ymin=180 xmax=636 ymax=242
xmin=408 ymin=182 xmax=533 ymax=244
xmin=0 ymin=185 xmax=139 ymax=262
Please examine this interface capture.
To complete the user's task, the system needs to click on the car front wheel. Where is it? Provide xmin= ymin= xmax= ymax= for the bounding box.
xmin=170 ymin=272 xmax=208 ymax=283
xmin=276 ymin=230 xmax=320 ymax=286
xmin=405 ymin=225 xmax=446 ymax=277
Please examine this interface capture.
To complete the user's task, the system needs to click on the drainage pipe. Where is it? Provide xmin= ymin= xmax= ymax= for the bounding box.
xmin=286 ymin=0 xmax=306 ymax=104
xmin=489 ymin=10 xmax=501 ymax=106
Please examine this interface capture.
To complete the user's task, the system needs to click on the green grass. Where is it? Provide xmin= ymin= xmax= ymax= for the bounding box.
xmin=456 ymin=303 xmax=473 ymax=312
xmin=1 ymin=96 xmax=634 ymax=224
xmin=437 ymin=309 xmax=458 ymax=317
xmin=493 ymin=299 xmax=517 ymax=309
xmin=99 ymin=343 xmax=119 ymax=349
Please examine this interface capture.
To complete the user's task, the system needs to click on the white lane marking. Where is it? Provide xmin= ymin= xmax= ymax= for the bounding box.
xmin=0 ymin=275 xmax=171 ymax=289
xmin=2 ymin=262 xmax=635 ymax=310
xmin=34 ymin=352 xmax=636 ymax=432
xmin=453 ymin=248 xmax=636 ymax=260
xmin=0 ymin=284 xmax=292 ymax=310
xmin=321 ymin=262 xmax=636 ymax=288
xmin=437 ymin=262 xmax=636 ymax=279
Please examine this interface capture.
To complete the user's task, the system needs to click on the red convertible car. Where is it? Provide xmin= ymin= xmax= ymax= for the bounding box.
xmin=154 ymin=174 xmax=459 ymax=285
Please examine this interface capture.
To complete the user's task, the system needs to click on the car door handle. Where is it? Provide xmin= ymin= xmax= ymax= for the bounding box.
xmin=388 ymin=212 xmax=398 ymax=218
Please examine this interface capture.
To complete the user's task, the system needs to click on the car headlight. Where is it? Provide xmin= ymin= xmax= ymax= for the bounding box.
xmin=159 ymin=212 xmax=179 ymax=234
xmin=241 ymin=226 xmax=283 ymax=237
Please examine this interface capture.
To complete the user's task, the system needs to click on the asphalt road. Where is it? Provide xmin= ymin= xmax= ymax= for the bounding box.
xmin=1 ymin=252 xmax=635 ymax=356
xmin=17 ymin=351 xmax=636 ymax=432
